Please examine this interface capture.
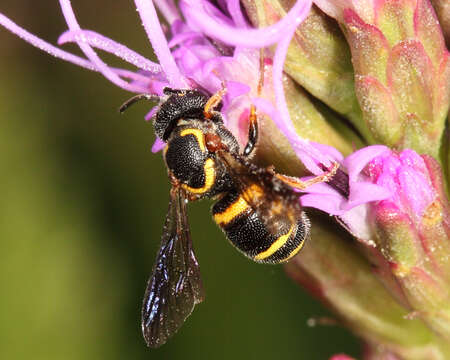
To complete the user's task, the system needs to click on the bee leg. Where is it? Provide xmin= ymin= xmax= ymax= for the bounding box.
xmin=204 ymin=85 xmax=227 ymax=119
xmin=275 ymin=162 xmax=340 ymax=190
xmin=243 ymin=104 xmax=259 ymax=157
xmin=243 ymin=50 xmax=265 ymax=158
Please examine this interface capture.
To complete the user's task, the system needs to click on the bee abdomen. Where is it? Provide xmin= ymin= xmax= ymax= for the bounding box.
xmin=212 ymin=191 xmax=310 ymax=264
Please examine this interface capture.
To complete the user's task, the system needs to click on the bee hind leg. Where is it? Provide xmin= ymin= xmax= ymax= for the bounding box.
xmin=274 ymin=162 xmax=340 ymax=190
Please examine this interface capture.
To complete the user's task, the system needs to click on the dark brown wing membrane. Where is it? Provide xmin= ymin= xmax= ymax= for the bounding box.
xmin=217 ymin=150 xmax=301 ymax=234
xmin=141 ymin=187 xmax=204 ymax=348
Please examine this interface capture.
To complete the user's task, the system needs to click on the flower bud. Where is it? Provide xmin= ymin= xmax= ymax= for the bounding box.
xmin=339 ymin=0 xmax=450 ymax=158
xmin=430 ymin=0 xmax=450 ymax=47
xmin=368 ymin=149 xmax=450 ymax=339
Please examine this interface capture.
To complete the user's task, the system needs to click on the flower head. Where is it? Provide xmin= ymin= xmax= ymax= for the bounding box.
xmin=0 ymin=0 xmax=351 ymax=192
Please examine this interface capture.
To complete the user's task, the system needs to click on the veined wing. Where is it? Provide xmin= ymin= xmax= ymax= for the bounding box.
xmin=141 ymin=187 xmax=204 ymax=348
xmin=217 ymin=150 xmax=301 ymax=235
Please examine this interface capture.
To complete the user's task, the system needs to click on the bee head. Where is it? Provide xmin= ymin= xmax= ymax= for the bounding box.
xmin=154 ymin=88 xmax=209 ymax=141
xmin=119 ymin=88 xmax=218 ymax=142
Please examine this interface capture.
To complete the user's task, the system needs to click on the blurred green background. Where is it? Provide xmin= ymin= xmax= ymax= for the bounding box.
xmin=0 ymin=1 xmax=359 ymax=359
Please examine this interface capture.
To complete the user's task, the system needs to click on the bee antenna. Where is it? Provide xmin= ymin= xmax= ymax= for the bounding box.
xmin=119 ymin=93 xmax=160 ymax=114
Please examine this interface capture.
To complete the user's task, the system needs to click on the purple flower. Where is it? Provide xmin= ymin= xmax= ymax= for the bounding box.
xmin=0 ymin=0 xmax=408 ymax=248
xmin=368 ymin=149 xmax=437 ymax=225
xmin=0 ymin=0 xmax=366 ymax=203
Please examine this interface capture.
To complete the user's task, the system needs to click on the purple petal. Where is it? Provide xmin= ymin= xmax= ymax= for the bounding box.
xmin=226 ymin=0 xmax=249 ymax=28
xmin=272 ymin=23 xmax=301 ymax=143
xmin=397 ymin=166 xmax=435 ymax=218
xmin=145 ymin=106 xmax=159 ymax=122
xmin=301 ymin=193 xmax=346 ymax=215
xmin=59 ymin=0 xmax=140 ymax=92
xmin=168 ymin=31 xmax=203 ymax=48
xmin=339 ymin=205 xmax=375 ymax=244
xmin=399 ymin=149 xmax=428 ymax=174
xmin=201 ymin=56 xmax=233 ymax=78
xmin=112 ymin=69 xmax=153 ymax=92
xmin=344 ymin=145 xmax=389 ymax=182
xmin=0 ymin=12 xmax=94 ymax=71
xmin=345 ymin=182 xmax=391 ymax=209
xmin=153 ymin=0 xmax=181 ymax=25
xmin=58 ymin=30 xmax=162 ymax=74
xmin=180 ymin=0 xmax=312 ymax=48
xmin=310 ymin=142 xmax=344 ymax=162
xmin=224 ymin=81 xmax=250 ymax=104
xmin=152 ymin=138 xmax=166 ymax=153
xmin=188 ymin=44 xmax=220 ymax=61
xmin=252 ymin=97 xmax=329 ymax=175
xmin=135 ymin=0 xmax=188 ymax=88
xmin=199 ymin=1 xmax=236 ymax=27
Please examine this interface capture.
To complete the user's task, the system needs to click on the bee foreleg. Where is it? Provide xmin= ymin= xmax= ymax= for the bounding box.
xmin=204 ymin=85 xmax=227 ymax=119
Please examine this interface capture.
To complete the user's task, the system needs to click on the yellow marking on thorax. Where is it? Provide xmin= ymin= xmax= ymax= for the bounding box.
xmin=181 ymin=158 xmax=215 ymax=194
xmin=254 ymin=224 xmax=295 ymax=261
xmin=213 ymin=184 xmax=263 ymax=225
xmin=180 ymin=128 xmax=206 ymax=152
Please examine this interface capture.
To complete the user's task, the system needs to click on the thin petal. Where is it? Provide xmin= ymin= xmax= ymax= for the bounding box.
xmin=168 ymin=31 xmax=203 ymax=48
xmin=153 ymin=0 xmax=181 ymax=25
xmin=59 ymin=0 xmax=140 ymax=92
xmin=0 ymin=12 xmax=94 ymax=71
xmin=58 ymin=30 xmax=162 ymax=74
xmin=145 ymin=106 xmax=159 ymax=122
xmin=135 ymin=0 xmax=188 ymax=88
xmin=310 ymin=142 xmax=344 ymax=162
xmin=180 ymin=0 xmax=312 ymax=48
xmin=152 ymin=138 xmax=166 ymax=153
xmin=252 ymin=98 xmax=325 ymax=174
xmin=226 ymin=0 xmax=249 ymax=28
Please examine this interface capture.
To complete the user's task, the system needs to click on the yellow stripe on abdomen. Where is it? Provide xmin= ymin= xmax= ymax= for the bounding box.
xmin=280 ymin=235 xmax=305 ymax=262
xmin=213 ymin=184 xmax=263 ymax=225
xmin=213 ymin=196 xmax=249 ymax=225
xmin=254 ymin=224 xmax=295 ymax=261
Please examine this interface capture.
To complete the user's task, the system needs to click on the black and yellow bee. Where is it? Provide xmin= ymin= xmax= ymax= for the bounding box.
xmin=119 ymin=86 xmax=338 ymax=348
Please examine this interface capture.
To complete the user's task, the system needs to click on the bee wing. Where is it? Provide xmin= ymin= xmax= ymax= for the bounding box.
xmin=217 ymin=151 xmax=300 ymax=234
xmin=141 ymin=187 xmax=204 ymax=348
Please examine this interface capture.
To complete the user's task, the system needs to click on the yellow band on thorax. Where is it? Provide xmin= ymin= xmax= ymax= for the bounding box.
xmin=181 ymin=158 xmax=215 ymax=194
xmin=180 ymin=128 xmax=206 ymax=152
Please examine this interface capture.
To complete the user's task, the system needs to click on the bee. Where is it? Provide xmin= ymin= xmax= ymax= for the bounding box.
xmin=119 ymin=86 xmax=338 ymax=348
